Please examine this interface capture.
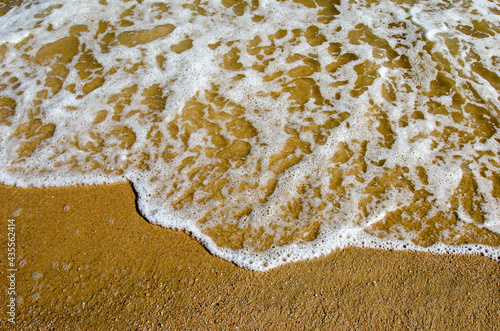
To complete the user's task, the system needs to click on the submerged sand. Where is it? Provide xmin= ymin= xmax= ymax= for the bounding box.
xmin=0 ymin=182 xmax=499 ymax=330
xmin=2 ymin=0 xmax=500 ymax=267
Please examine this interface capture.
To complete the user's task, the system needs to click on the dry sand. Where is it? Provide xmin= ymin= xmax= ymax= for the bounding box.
xmin=1 ymin=182 xmax=499 ymax=330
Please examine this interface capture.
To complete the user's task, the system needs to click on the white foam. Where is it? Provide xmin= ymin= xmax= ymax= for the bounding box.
xmin=0 ymin=0 xmax=499 ymax=270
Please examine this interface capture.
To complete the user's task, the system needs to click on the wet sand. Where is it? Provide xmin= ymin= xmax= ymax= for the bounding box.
xmin=1 ymin=182 xmax=499 ymax=330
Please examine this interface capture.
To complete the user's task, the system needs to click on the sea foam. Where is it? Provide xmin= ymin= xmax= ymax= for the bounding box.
xmin=0 ymin=0 xmax=499 ymax=270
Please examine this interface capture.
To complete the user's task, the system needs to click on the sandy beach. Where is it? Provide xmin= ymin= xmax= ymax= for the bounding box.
xmin=1 ymin=0 xmax=500 ymax=329
xmin=1 ymin=182 xmax=499 ymax=330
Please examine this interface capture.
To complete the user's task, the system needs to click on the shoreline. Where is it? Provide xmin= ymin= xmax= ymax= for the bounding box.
xmin=1 ymin=182 xmax=499 ymax=330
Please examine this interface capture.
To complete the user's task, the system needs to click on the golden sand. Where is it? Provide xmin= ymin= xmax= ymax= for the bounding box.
xmin=1 ymin=182 xmax=499 ymax=330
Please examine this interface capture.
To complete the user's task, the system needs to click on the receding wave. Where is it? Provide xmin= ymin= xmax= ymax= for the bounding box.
xmin=0 ymin=0 xmax=499 ymax=270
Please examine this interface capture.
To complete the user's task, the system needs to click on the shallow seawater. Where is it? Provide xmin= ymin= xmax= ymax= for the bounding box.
xmin=0 ymin=0 xmax=499 ymax=270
